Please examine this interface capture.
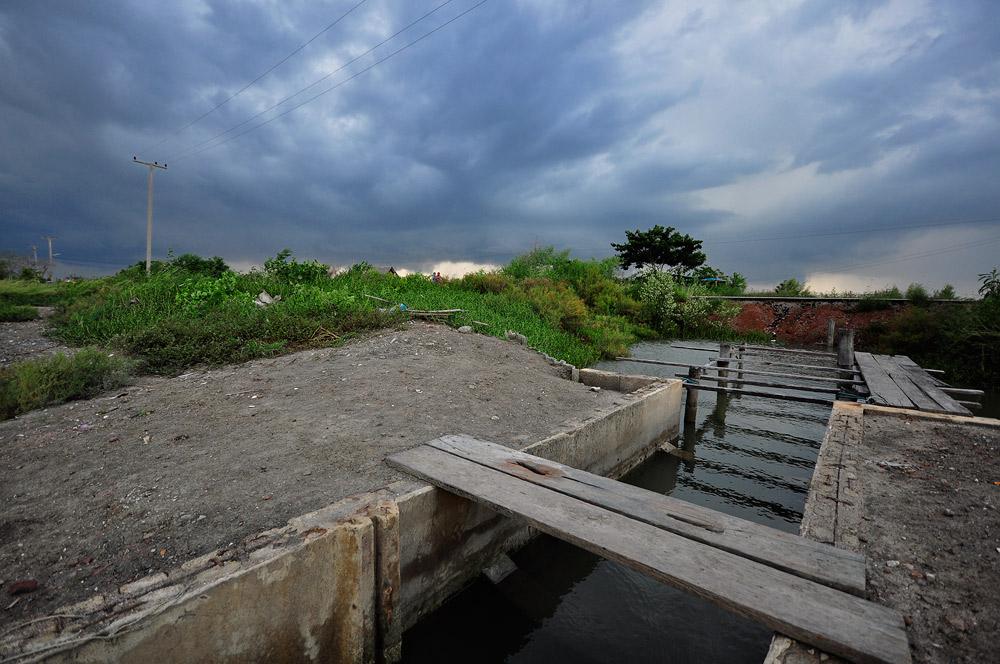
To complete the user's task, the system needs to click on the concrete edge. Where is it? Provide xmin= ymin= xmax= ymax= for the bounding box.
xmin=6 ymin=373 xmax=683 ymax=664
xmin=763 ymin=403 xmax=1000 ymax=664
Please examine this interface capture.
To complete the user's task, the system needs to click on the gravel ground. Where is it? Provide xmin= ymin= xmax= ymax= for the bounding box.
xmin=859 ymin=411 xmax=999 ymax=664
xmin=0 ymin=318 xmax=624 ymax=629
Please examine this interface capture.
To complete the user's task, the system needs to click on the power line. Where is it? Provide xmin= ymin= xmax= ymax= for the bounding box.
xmin=702 ymin=216 xmax=1000 ymax=245
xmin=138 ymin=0 xmax=371 ymax=156
xmin=171 ymin=0 xmax=489 ymax=163
xmin=756 ymin=234 xmax=1000 ymax=282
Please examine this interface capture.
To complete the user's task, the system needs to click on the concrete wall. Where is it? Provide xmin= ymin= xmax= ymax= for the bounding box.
xmin=9 ymin=377 xmax=681 ymax=664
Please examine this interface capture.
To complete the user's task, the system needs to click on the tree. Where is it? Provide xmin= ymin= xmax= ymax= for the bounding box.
xmin=611 ymin=225 xmax=706 ymax=274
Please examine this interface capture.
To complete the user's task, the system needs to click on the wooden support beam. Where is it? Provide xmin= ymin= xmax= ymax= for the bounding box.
xmin=684 ymin=366 xmax=703 ymax=423
xmin=615 ymin=357 xmax=864 ymax=386
xmin=709 ymin=357 xmax=861 ymax=375
xmin=675 ymin=373 xmax=838 ymax=395
xmin=739 ymin=345 xmax=837 ymax=358
xmin=681 ymin=382 xmax=836 ymax=406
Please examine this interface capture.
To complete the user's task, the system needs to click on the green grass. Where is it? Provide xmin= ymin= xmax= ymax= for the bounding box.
xmin=0 ymin=348 xmax=133 ymax=420
xmin=0 ymin=303 xmax=39 ymax=322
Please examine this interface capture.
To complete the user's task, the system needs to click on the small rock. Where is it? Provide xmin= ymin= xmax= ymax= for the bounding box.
xmin=944 ymin=615 xmax=968 ymax=632
xmin=262 ymin=494 xmax=272 ymax=501
xmin=943 ymin=509 xmax=955 ymax=517
xmin=903 ymin=615 xmax=912 ymax=627
xmin=457 ymin=326 xmax=473 ymax=334
xmin=8 ymin=580 xmax=38 ymax=596
xmin=886 ymin=560 xmax=900 ymax=568
xmin=926 ymin=573 xmax=936 ymax=582
xmin=302 ymin=470 xmax=312 ymax=476
xmin=590 ymin=386 xmax=601 ymax=392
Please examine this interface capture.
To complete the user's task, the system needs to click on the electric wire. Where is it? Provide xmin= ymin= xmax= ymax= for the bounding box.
xmin=702 ymin=216 xmax=1000 ymax=244
xmin=167 ymin=0 xmax=469 ymax=162
xmin=138 ymin=0 xmax=371 ymax=156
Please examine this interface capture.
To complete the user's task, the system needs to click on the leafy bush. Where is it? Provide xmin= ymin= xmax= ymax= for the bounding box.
xmin=264 ymin=249 xmax=330 ymax=284
xmin=855 ymin=296 xmax=892 ymax=312
xmin=0 ymin=349 xmax=132 ymax=420
xmin=520 ymin=278 xmax=588 ymax=332
xmin=932 ymin=284 xmax=957 ymax=300
xmin=0 ymin=303 xmax=39 ymax=322
xmin=176 ymin=271 xmax=251 ymax=314
xmin=979 ymin=268 xmax=1000 ymax=300
xmin=172 ymin=253 xmax=229 ymax=277
xmin=454 ymin=270 xmax=514 ymax=294
xmin=905 ymin=283 xmax=930 ymax=305
xmin=774 ymin=278 xmax=811 ymax=297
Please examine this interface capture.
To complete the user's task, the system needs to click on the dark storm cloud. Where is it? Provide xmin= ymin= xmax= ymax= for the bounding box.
xmin=1 ymin=0 xmax=999 ymax=292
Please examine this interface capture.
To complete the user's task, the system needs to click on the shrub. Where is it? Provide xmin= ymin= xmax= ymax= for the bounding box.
xmin=774 ymin=278 xmax=811 ymax=297
xmin=519 ymin=278 xmax=588 ymax=332
xmin=264 ymin=249 xmax=330 ymax=284
xmin=172 ymin=253 xmax=229 ymax=277
xmin=0 ymin=304 xmax=39 ymax=322
xmin=905 ymin=283 xmax=930 ymax=305
xmin=453 ymin=270 xmax=513 ymax=294
xmin=932 ymin=284 xmax=957 ymax=300
xmin=0 ymin=349 xmax=132 ymax=420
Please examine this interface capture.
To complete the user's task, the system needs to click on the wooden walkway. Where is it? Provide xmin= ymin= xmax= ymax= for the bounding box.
xmin=388 ymin=435 xmax=911 ymax=664
xmin=854 ymin=353 xmax=972 ymax=415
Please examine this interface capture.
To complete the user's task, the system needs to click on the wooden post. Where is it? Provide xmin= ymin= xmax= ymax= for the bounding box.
xmin=684 ymin=366 xmax=703 ymax=424
xmin=718 ymin=343 xmax=732 ymax=389
xmin=837 ymin=329 xmax=855 ymax=391
xmin=736 ymin=346 xmax=745 ymax=388
xmin=827 ymin=319 xmax=836 ymax=348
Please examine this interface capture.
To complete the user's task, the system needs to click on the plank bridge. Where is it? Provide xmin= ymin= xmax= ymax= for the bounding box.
xmin=388 ymin=435 xmax=912 ymax=664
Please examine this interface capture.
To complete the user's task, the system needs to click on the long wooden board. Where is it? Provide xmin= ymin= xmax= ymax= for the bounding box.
xmin=892 ymin=355 xmax=972 ymax=415
xmin=855 ymin=352 xmax=914 ymax=408
xmin=872 ymin=354 xmax=943 ymax=412
xmin=388 ymin=440 xmax=910 ymax=664
xmin=428 ymin=435 xmax=865 ymax=593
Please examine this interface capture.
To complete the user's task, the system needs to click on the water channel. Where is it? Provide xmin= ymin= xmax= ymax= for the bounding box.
xmin=401 ymin=340 xmax=994 ymax=663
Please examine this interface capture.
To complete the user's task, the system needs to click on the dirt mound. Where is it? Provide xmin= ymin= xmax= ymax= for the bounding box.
xmin=729 ymin=301 xmax=898 ymax=345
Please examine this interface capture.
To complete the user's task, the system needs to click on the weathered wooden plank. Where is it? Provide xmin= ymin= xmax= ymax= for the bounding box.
xmin=427 ymin=435 xmax=866 ymax=594
xmin=739 ymin=345 xmax=837 ymax=358
xmin=855 ymin=352 xmax=914 ymax=408
xmin=681 ymin=382 xmax=837 ymax=406
xmin=892 ymin=356 xmax=972 ymax=415
xmin=387 ymin=443 xmax=910 ymax=664
xmin=710 ymin=357 xmax=861 ymax=375
xmin=676 ymin=372 xmax=839 ymax=395
xmin=872 ymin=355 xmax=943 ymax=412
xmin=894 ymin=356 xmax=948 ymax=387
xmin=617 ymin=357 xmax=864 ymax=385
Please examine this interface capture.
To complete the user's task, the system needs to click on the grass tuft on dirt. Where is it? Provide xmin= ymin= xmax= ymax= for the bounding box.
xmin=0 ymin=303 xmax=39 ymax=322
xmin=0 ymin=348 xmax=133 ymax=420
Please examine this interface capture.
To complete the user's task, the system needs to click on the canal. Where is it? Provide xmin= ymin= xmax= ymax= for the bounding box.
xmin=401 ymin=341 xmax=882 ymax=662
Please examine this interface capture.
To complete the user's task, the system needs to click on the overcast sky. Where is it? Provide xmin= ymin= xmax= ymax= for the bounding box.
xmin=2 ymin=0 xmax=999 ymax=294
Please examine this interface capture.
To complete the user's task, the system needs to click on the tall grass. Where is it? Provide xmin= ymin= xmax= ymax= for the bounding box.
xmin=1 ymin=348 xmax=133 ymax=420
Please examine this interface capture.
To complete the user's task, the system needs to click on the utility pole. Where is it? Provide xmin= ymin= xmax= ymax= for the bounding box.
xmin=42 ymin=236 xmax=57 ymax=282
xmin=133 ymin=157 xmax=168 ymax=276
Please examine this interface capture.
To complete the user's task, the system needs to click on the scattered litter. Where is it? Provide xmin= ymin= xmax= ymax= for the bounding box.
xmin=254 ymin=291 xmax=282 ymax=307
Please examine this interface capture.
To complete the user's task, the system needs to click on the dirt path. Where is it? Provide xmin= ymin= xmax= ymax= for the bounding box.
xmin=1 ymin=320 xmax=624 ymax=628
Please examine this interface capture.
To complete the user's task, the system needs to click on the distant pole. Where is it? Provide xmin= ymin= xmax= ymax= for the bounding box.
xmin=30 ymin=244 xmax=38 ymax=266
xmin=827 ymin=319 xmax=836 ymax=348
xmin=42 ymin=236 xmax=57 ymax=282
xmin=133 ymin=157 xmax=168 ymax=276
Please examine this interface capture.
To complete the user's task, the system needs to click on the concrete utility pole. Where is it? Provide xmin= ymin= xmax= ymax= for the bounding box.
xmin=42 ymin=236 xmax=57 ymax=282
xmin=133 ymin=157 xmax=168 ymax=276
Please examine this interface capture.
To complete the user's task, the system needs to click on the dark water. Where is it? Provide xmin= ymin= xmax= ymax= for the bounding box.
xmin=401 ymin=341 xmax=841 ymax=663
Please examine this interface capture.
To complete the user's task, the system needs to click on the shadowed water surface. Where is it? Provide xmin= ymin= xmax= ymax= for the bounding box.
xmin=403 ymin=341 xmax=835 ymax=663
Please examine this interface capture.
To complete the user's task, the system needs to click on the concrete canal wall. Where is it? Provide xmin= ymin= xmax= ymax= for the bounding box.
xmin=15 ymin=374 xmax=681 ymax=664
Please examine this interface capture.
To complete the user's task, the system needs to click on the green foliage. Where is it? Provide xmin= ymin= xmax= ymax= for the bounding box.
xmin=611 ymin=225 xmax=706 ymax=273
xmin=855 ymin=295 xmax=893 ymax=312
xmin=0 ymin=349 xmax=133 ymax=420
xmin=774 ymin=278 xmax=812 ymax=297
xmin=905 ymin=283 xmax=930 ymax=305
xmin=175 ymin=271 xmax=252 ymax=314
xmin=979 ymin=268 xmax=1000 ymax=300
xmin=932 ymin=284 xmax=957 ymax=300
xmin=264 ymin=249 xmax=330 ymax=284
xmin=637 ymin=271 xmax=739 ymax=335
xmin=454 ymin=270 xmax=514 ymax=294
xmin=171 ymin=253 xmax=229 ymax=277
xmin=502 ymin=245 xmax=572 ymax=280
xmin=520 ymin=278 xmax=589 ymax=332
xmin=0 ymin=304 xmax=39 ymax=322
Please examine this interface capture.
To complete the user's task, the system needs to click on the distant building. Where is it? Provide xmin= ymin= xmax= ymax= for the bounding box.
xmin=375 ymin=266 xmax=399 ymax=277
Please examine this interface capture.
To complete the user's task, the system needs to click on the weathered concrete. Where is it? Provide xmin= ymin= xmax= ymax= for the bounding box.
xmin=7 ymin=374 xmax=680 ymax=664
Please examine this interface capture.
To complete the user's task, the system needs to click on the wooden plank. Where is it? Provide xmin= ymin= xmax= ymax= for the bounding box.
xmin=740 ymin=345 xmax=837 ymax=358
xmin=616 ymin=357 xmax=864 ymax=385
xmin=894 ymin=356 xmax=948 ymax=386
xmin=854 ymin=352 xmax=914 ymax=408
xmin=677 ymin=372 xmax=839 ymax=395
xmin=387 ymin=442 xmax=910 ymax=664
xmin=429 ymin=435 xmax=866 ymax=594
xmin=682 ymin=383 xmax=837 ymax=406
xmin=892 ymin=355 xmax=972 ymax=415
xmin=872 ymin=355 xmax=943 ymax=412
xmin=710 ymin=357 xmax=860 ymax=375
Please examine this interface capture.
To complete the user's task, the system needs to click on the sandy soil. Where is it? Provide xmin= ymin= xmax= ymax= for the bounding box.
xmin=859 ymin=411 xmax=999 ymax=664
xmin=0 ymin=318 xmax=624 ymax=628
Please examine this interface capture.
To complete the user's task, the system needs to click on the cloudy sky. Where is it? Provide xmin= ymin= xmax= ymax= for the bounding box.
xmin=2 ymin=0 xmax=999 ymax=294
